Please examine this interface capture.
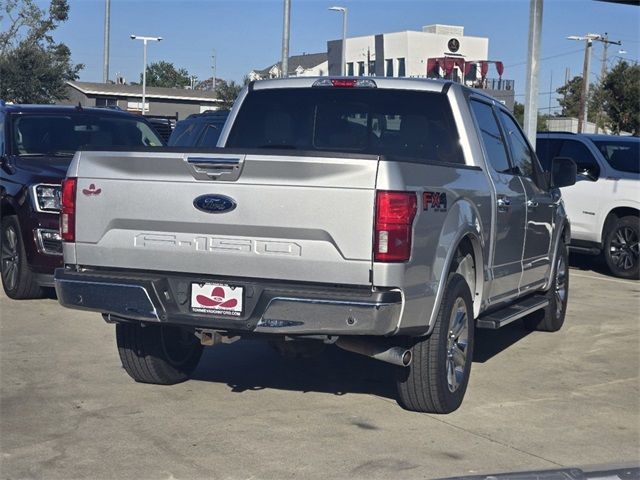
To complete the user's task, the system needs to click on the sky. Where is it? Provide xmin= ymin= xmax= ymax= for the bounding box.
xmin=41 ymin=0 xmax=640 ymax=112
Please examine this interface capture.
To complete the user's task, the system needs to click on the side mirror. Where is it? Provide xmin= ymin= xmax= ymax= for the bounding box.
xmin=550 ymin=157 xmax=577 ymax=189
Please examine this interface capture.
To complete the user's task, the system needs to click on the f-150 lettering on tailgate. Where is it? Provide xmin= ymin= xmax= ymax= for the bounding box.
xmin=133 ymin=233 xmax=302 ymax=256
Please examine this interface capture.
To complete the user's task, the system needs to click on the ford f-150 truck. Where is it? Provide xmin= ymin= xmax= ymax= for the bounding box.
xmin=54 ymin=78 xmax=576 ymax=413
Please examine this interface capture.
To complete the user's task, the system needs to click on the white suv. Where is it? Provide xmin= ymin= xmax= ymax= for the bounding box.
xmin=537 ymin=133 xmax=639 ymax=279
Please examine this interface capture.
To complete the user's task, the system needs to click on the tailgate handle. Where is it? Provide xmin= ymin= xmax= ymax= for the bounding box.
xmin=185 ymin=156 xmax=243 ymax=181
xmin=187 ymin=157 xmax=239 ymax=169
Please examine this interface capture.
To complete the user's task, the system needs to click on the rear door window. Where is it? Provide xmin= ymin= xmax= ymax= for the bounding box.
xmin=498 ymin=110 xmax=535 ymax=178
xmin=226 ymin=88 xmax=465 ymax=164
xmin=469 ymin=100 xmax=511 ymax=173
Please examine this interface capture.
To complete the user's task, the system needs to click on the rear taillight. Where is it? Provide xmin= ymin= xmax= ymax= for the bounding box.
xmin=60 ymin=177 xmax=77 ymax=242
xmin=374 ymin=191 xmax=417 ymax=262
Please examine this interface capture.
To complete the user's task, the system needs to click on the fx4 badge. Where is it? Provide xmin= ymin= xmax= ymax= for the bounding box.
xmin=423 ymin=191 xmax=447 ymax=212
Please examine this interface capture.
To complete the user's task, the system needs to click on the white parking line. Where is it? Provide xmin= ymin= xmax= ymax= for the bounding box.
xmin=570 ymin=271 xmax=639 ymax=286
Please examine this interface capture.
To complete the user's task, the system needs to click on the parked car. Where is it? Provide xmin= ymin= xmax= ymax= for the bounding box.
xmin=54 ymin=78 xmax=575 ymax=413
xmin=537 ymin=133 xmax=639 ymax=279
xmin=145 ymin=115 xmax=177 ymax=143
xmin=0 ymin=103 xmax=164 ymax=299
xmin=168 ymin=110 xmax=230 ymax=147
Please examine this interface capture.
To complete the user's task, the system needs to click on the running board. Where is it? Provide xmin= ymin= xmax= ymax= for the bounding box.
xmin=476 ymin=295 xmax=549 ymax=329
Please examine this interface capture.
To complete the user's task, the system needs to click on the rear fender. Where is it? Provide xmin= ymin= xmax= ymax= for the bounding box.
xmin=425 ymin=198 xmax=485 ymax=334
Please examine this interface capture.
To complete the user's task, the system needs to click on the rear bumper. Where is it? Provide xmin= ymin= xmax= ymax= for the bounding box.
xmin=54 ymin=268 xmax=402 ymax=336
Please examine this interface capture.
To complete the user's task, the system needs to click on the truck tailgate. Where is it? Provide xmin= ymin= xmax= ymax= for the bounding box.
xmin=71 ymin=150 xmax=378 ymax=286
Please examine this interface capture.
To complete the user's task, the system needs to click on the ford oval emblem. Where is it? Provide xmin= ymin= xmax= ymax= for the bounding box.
xmin=193 ymin=194 xmax=237 ymax=214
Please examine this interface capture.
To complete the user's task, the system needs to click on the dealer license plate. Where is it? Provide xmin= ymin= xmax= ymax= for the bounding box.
xmin=190 ymin=283 xmax=244 ymax=317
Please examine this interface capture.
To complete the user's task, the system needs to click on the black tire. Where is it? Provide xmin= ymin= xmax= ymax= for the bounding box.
xmin=1 ymin=215 xmax=44 ymax=299
xmin=397 ymin=273 xmax=474 ymax=414
xmin=116 ymin=322 xmax=203 ymax=385
xmin=603 ymin=215 xmax=639 ymax=280
xmin=524 ymin=239 xmax=569 ymax=332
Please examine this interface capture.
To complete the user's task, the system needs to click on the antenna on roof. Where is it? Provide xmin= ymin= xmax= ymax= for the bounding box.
xmin=76 ymin=102 xmax=83 ymax=110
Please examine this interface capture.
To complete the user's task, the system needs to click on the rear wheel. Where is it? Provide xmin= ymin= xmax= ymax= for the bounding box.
xmin=1 ymin=215 xmax=44 ymax=299
xmin=397 ymin=274 xmax=474 ymax=413
xmin=524 ymin=238 xmax=569 ymax=332
xmin=603 ymin=216 xmax=639 ymax=280
xmin=116 ymin=322 xmax=203 ymax=385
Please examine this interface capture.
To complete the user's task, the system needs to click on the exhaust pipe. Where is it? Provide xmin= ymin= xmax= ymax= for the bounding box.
xmin=335 ymin=337 xmax=412 ymax=367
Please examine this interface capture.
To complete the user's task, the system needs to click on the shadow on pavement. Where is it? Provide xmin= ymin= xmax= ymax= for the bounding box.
xmin=569 ymin=251 xmax=611 ymax=276
xmin=473 ymin=321 xmax=532 ymax=363
xmin=191 ymin=340 xmax=399 ymax=400
xmin=191 ymin=321 xmax=533 ymax=398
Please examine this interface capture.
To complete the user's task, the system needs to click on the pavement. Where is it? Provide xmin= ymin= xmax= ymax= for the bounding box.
xmin=1 ymin=258 xmax=639 ymax=480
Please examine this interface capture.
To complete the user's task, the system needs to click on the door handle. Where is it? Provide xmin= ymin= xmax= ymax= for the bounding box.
xmin=497 ymin=195 xmax=511 ymax=213
xmin=527 ymin=199 xmax=539 ymax=209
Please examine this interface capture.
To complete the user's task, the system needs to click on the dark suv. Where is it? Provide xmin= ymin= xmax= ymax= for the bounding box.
xmin=0 ymin=103 xmax=164 ymax=299
xmin=168 ymin=110 xmax=229 ymax=147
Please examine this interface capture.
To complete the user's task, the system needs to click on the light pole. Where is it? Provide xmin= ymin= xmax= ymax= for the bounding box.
xmin=567 ymin=33 xmax=600 ymax=133
xmin=329 ymin=6 xmax=347 ymax=76
xmin=282 ymin=0 xmax=291 ymax=78
xmin=523 ymin=0 xmax=543 ymax=144
xmin=103 ymin=0 xmax=110 ymax=83
xmin=130 ymin=35 xmax=162 ymax=115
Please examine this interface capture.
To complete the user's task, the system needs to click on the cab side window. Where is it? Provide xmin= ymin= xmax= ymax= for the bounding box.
xmin=470 ymin=100 xmax=511 ymax=174
xmin=498 ymin=110 xmax=534 ymax=178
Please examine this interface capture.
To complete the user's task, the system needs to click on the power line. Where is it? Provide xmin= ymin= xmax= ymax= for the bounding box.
xmin=504 ymin=48 xmax=584 ymax=68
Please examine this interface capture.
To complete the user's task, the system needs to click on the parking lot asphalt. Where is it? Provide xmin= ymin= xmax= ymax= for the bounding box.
xmin=1 ymin=261 xmax=639 ymax=480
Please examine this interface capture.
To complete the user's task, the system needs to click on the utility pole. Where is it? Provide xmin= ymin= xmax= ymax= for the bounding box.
xmin=579 ymin=37 xmax=593 ymax=133
xmin=523 ymin=0 xmax=543 ymax=143
xmin=596 ymin=33 xmax=622 ymax=133
xmin=567 ymin=33 xmax=620 ymax=133
xmin=102 ymin=0 xmax=110 ymax=83
xmin=281 ymin=0 xmax=291 ymax=78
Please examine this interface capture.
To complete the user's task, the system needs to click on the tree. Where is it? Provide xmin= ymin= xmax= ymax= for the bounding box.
xmin=555 ymin=75 xmax=599 ymax=123
xmin=600 ymin=61 xmax=640 ymax=136
xmin=142 ymin=61 xmax=192 ymax=88
xmin=214 ymin=79 xmax=242 ymax=109
xmin=0 ymin=0 xmax=83 ymax=103
xmin=513 ymin=102 xmax=549 ymax=132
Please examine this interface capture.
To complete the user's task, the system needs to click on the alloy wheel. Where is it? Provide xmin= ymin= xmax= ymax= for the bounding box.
xmin=609 ymin=226 xmax=639 ymax=272
xmin=1 ymin=225 xmax=20 ymax=291
xmin=554 ymin=251 xmax=567 ymax=319
xmin=446 ymin=297 xmax=469 ymax=393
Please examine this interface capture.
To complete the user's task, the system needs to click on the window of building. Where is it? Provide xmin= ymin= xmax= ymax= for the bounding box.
xmin=368 ymin=60 xmax=376 ymax=76
xmin=385 ymin=59 xmax=394 ymax=77
xmin=357 ymin=61 xmax=365 ymax=76
xmin=347 ymin=62 xmax=354 ymax=76
xmin=397 ymin=58 xmax=406 ymax=77
xmin=469 ymin=100 xmax=511 ymax=174
xmin=95 ymin=97 xmax=117 ymax=108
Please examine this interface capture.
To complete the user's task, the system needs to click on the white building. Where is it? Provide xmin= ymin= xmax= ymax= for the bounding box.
xmin=328 ymin=24 xmax=489 ymax=78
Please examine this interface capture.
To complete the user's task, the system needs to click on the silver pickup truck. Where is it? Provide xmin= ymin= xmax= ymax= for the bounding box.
xmin=54 ymin=78 xmax=576 ymax=413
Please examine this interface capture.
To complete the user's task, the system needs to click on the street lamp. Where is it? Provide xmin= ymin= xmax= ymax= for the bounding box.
xmin=130 ymin=35 xmax=163 ymax=115
xmin=329 ymin=6 xmax=347 ymax=76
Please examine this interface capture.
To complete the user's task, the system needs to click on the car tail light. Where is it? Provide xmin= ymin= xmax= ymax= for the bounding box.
xmin=374 ymin=191 xmax=417 ymax=262
xmin=60 ymin=177 xmax=77 ymax=242
xmin=312 ymin=78 xmax=377 ymax=88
